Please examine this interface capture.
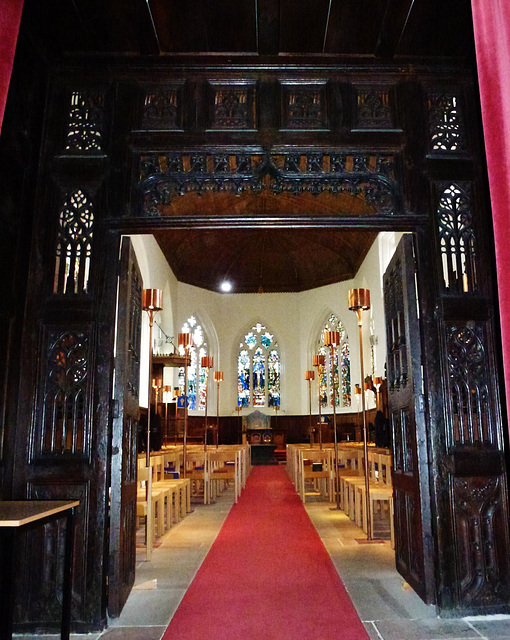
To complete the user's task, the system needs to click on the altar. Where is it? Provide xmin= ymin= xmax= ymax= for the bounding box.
xmin=243 ymin=411 xmax=278 ymax=464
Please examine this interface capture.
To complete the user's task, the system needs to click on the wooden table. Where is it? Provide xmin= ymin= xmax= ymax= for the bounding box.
xmin=0 ymin=500 xmax=79 ymax=640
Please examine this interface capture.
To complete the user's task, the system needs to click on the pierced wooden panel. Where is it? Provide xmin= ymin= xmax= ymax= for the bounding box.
xmin=208 ymin=84 xmax=257 ymax=130
xmin=451 ymin=476 xmax=510 ymax=607
xmin=64 ymin=90 xmax=104 ymax=153
xmin=354 ymin=86 xmax=393 ymax=129
xmin=445 ymin=321 xmax=497 ymax=448
xmin=427 ymin=91 xmax=466 ymax=154
xmin=281 ymin=83 xmax=328 ymax=130
xmin=53 ymin=190 xmax=94 ymax=296
xmin=34 ymin=329 xmax=92 ymax=460
xmin=141 ymin=86 xmax=181 ymax=130
xmin=436 ymin=183 xmax=478 ymax=295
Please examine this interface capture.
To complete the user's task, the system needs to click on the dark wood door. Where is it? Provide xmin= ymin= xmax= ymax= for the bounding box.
xmin=383 ymin=234 xmax=434 ymax=603
xmin=108 ymin=237 xmax=142 ymax=617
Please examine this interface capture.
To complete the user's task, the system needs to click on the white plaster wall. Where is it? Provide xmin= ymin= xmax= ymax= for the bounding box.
xmin=130 ymin=235 xmax=179 ymax=407
xmin=130 ymin=231 xmax=406 ymax=415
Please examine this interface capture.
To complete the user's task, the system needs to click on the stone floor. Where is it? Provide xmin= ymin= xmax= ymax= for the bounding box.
xmin=14 ymin=471 xmax=510 ymax=640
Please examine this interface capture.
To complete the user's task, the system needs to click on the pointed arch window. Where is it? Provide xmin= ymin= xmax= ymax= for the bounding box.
xmin=178 ymin=315 xmax=210 ymax=411
xmin=237 ymin=323 xmax=280 ymax=408
xmin=317 ymin=314 xmax=351 ymax=408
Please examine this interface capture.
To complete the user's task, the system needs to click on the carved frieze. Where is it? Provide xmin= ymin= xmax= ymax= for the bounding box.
xmin=354 ymin=86 xmax=394 ymax=129
xmin=281 ymin=83 xmax=328 ymax=130
xmin=209 ymin=84 xmax=257 ymax=130
xmin=137 ymin=151 xmax=399 ymax=217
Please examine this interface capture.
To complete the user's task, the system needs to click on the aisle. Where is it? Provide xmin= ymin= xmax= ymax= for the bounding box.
xmin=162 ymin=465 xmax=369 ymax=640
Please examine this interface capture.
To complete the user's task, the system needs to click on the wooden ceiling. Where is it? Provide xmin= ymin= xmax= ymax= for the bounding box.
xmin=154 ymin=229 xmax=378 ymax=294
xmin=25 ymin=0 xmax=474 ymax=60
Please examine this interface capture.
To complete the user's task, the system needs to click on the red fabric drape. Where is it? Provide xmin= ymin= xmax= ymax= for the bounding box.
xmin=471 ymin=1 xmax=510 ymax=418
xmin=0 ymin=0 xmax=24 ymax=133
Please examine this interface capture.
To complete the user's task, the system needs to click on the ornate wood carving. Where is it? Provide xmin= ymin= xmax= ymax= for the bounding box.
xmin=281 ymin=83 xmax=327 ymax=130
xmin=209 ymin=84 xmax=256 ymax=130
xmin=445 ymin=321 xmax=496 ymax=448
xmin=141 ymin=86 xmax=181 ymax=130
xmin=53 ymin=189 xmax=94 ymax=296
xmin=34 ymin=329 xmax=91 ymax=460
xmin=17 ymin=481 xmax=89 ymax=625
xmin=64 ymin=90 xmax=104 ymax=153
xmin=355 ymin=86 xmax=393 ymax=129
xmin=138 ymin=151 xmax=398 ymax=217
xmin=436 ymin=182 xmax=477 ymax=294
xmin=451 ymin=476 xmax=510 ymax=606
xmin=427 ymin=91 xmax=466 ymax=153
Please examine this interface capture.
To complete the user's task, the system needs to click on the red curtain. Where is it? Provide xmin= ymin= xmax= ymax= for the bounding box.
xmin=0 ymin=0 xmax=24 ymax=133
xmin=471 ymin=0 xmax=510 ymax=417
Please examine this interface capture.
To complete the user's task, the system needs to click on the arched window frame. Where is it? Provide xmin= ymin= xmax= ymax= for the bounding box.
xmin=177 ymin=315 xmax=210 ymax=411
xmin=237 ymin=322 xmax=280 ymax=408
xmin=317 ymin=314 xmax=351 ymax=409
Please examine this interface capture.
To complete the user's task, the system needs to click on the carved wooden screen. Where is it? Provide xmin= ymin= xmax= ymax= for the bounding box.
xmin=109 ymin=237 xmax=142 ymax=617
xmin=383 ymin=234 xmax=434 ymax=603
xmin=433 ymin=176 xmax=510 ymax=610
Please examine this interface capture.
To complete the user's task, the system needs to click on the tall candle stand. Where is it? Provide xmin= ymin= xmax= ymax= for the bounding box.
xmin=348 ymin=288 xmax=373 ymax=540
xmin=324 ymin=330 xmax=341 ymax=511
xmin=201 ymin=356 xmax=214 ymax=450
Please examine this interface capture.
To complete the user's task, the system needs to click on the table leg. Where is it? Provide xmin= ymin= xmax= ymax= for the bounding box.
xmin=0 ymin=529 xmax=17 ymax=639
xmin=61 ymin=508 xmax=75 ymax=640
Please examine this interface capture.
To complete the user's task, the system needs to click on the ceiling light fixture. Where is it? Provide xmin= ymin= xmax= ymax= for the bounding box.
xmin=220 ymin=280 xmax=233 ymax=293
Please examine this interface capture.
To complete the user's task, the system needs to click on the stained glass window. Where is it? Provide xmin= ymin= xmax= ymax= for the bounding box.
xmin=237 ymin=323 xmax=280 ymax=408
xmin=178 ymin=315 xmax=210 ymax=411
xmin=317 ymin=314 xmax=351 ymax=408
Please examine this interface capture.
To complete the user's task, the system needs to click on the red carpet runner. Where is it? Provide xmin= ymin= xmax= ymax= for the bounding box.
xmin=163 ymin=465 xmax=369 ymax=640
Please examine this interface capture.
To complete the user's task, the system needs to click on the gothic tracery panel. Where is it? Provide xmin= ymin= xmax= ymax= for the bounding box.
xmin=445 ymin=321 xmax=496 ymax=448
xmin=209 ymin=84 xmax=257 ymax=130
xmin=355 ymin=86 xmax=393 ymax=129
xmin=35 ymin=329 xmax=91 ymax=459
xmin=281 ymin=83 xmax=328 ymax=130
xmin=64 ymin=90 xmax=104 ymax=153
xmin=53 ymin=189 xmax=94 ymax=296
xmin=141 ymin=86 xmax=181 ymax=130
xmin=437 ymin=183 xmax=478 ymax=294
xmin=451 ymin=476 xmax=510 ymax=605
xmin=427 ymin=91 xmax=466 ymax=153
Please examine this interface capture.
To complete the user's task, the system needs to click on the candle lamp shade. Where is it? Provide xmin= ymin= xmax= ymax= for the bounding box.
xmin=214 ymin=371 xmax=224 ymax=382
xmin=348 ymin=288 xmax=371 ymax=311
xmin=313 ymin=354 xmax=325 ymax=368
xmin=323 ymin=330 xmax=340 ymax=347
xmin=305 ymin=370 xmax=315 ymax=381
xmin=142 ymin=289 xmax=163 ymax=311
xmin=373 ymin=376 xmax=383 ymax=390
xmin=201 ymin=356 xmax=214 ymax=369
xmin=178 ymin=332 xmax=194 ymax=350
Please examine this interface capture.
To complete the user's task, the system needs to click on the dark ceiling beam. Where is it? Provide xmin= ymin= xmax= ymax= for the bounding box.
xmin=375 ymin=0 xmax=415 ymax=58
xmin=256 ymin=0 xmax=280 ymax=55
